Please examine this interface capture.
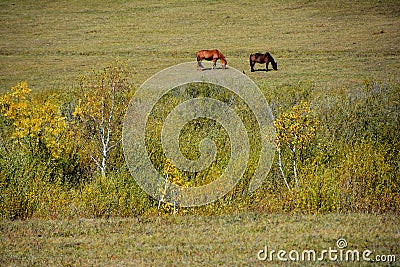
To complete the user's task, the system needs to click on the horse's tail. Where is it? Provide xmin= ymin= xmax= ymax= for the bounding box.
xmin=249 ymin=54 xmax=254 ymax=61
xmin=196 ymin=51 xmax=201 ymax=61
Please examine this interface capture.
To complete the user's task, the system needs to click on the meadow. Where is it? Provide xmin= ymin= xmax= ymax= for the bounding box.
xmin=1 ymin=213 xmax=399 ymax=266
xmin=0 ymin=0 xmax=399 ymax=266
xmin=1 ymin=0 xmax=399 ymax=90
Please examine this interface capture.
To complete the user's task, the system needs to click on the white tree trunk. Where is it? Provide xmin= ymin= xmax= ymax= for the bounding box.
xmin=277 ymin=143 xmax=291 ymax=191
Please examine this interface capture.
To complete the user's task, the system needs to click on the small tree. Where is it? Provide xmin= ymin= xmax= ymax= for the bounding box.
xmin=0 ymin=81 xmax=72 ymax=159
xmin=274 ymin=101 xmax=318 ymax=189
xmin=73 ymin=61 xmax=131 ymax=177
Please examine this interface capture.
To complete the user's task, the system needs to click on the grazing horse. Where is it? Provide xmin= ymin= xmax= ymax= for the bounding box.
xmin=249 ymin=52 xmax=277 ymax=72
xmin=196 ymin=49 xmax=227 ymax=70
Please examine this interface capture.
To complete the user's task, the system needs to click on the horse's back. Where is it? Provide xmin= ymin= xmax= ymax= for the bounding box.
xmin=197 ymin=49 xmax=220 ymax=59
xmin=250 ymin=52 xmax=268 ymax=63
xmin=197 ymin=49 xmax=218 ymax=54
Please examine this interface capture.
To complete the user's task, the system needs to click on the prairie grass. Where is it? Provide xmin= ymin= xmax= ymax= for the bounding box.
xmin=0 ymin=0 xmax=399 ymax=91
xmin=1 ymin=213 xmax=398 ymax=266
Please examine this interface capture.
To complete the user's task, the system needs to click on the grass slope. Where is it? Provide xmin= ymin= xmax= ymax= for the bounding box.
xmin=0 ymin=0 xmax=399 ymax=91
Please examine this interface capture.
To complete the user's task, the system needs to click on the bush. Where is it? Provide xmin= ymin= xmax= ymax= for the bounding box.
xmin=250 ymin=80 xmax=399 ymax=214
xmin=0 ymin=63 xmax=398 ymax=218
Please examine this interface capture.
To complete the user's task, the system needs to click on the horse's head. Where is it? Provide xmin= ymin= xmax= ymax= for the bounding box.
xmin=271 ymin=60 xmax=278 ymax=70
xmin=265 ymin=52 xmax=278 ymax=70
xmin=221 ymin=59 xmax=227 ymax=69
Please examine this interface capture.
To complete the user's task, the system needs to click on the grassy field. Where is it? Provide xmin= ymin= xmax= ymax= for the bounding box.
xmin=0 ymin=0 xmax=399 ymax=91
xmin=1 ymin=0 xmax=399 ymax=266
xmin=1 ymin=213 xmax=399 ymax=266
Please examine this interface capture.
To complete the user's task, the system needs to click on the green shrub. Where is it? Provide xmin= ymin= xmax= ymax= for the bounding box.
xmin=1 ymin=63 xmax=398 ymax=218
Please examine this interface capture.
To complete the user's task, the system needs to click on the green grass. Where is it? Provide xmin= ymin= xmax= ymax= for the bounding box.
xmin=0 ymin=0 xmax=399 ymax=91
xmin=1 ymin=213 xmax=399 ymax=266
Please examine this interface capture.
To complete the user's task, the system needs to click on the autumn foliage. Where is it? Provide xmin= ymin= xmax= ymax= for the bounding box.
xmin=0 ymin=62 xmax=399 ymax=219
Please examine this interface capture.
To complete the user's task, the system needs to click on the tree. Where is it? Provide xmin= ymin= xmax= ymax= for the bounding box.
xmin=0 ymin=81 xmax=72 ymax=159
xmin=274 ymin=101 xmax=319 ymax=190
xmin=73 ymin=61 xmax=131 ymax=177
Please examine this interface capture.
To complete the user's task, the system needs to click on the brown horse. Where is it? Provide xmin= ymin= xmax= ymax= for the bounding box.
xmin=249 ymin=52 xmax=277 ymax=72
xmin=196 ymin=49 xmax=227 ymax=70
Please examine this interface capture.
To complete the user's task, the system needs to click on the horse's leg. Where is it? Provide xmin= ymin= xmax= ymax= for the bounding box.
xmin=265 ymin=61 xmax=269 ymax=72
xmin=197 ymin=60 xmax=203 ymax=70
xmin=250 ymin=61 xmax=255 ymax=72
xmin=212 ymin=58 xmax=217 ymax=69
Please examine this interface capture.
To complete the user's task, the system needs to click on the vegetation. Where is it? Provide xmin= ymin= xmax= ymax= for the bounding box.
xmin=2 ymin=65 xmax=398 ymax=218
xmin=1 ymin=213 xmax=398 ymax=266
xmin=0 ymin=0 xmax=399 ymax=265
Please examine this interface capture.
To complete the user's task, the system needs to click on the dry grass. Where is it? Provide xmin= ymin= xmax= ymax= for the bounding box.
xmin=1 ymin=213 xmax=399 ymax=266
xmin=0 ymin=0 xmax=399 ymax=91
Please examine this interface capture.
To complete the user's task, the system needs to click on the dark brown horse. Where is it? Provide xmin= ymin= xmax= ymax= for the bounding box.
xmin=196 ymin=49 xmax=227 ymax=70
xmin=249 ymin=52 xmax=277 ymax=72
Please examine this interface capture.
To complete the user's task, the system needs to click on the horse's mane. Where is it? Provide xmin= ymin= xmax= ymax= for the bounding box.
xmin=218 ymin=50 xmax=226 ymax=62
xmin=266 ymin=52 xmax=275 ymax=63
